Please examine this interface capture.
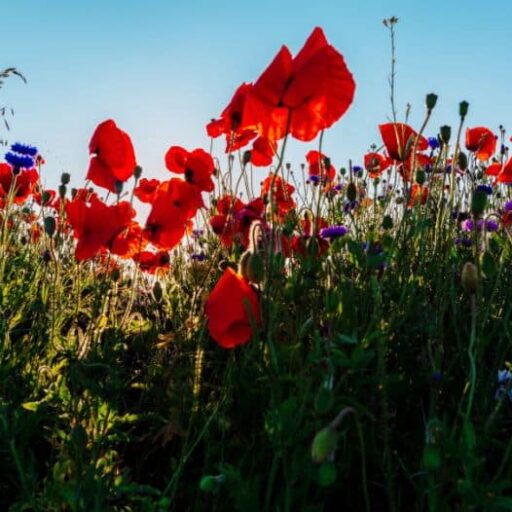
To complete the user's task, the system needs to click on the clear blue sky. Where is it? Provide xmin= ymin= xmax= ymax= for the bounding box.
xmin=2 ymin=0 xmax=511 ymax=192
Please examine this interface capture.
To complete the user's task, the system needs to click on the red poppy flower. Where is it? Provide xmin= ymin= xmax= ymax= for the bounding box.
xmin=241 ymin=27 xmax=355 ymax=142
xmin=86 ymin=119 xmax=137 ymax=193
xmin=291 ymin=235 xmax=329 ymax=258
xmin=205 ymin=267 xmax=261 ymax=349
xmin=301 ymin=215 xmax=328 ymax=236
xmin=465 ymin=127 xmax=496 ymax=161
xmin=496 ymin=157 xmax=512 ymax=184
xmin=408 ymin=184 xmax=429 ymax=207
xmin=111 ymin=221 xmax=147 ymax=258
xmin=364 ymin=152 xmax=392 ymax=178
xmin=379 ymin=123 xmax=428 ymax=162
xmin=0 ymin=164 xmax=39 ymax=205
xmin=33 ymin=188 xmax=57 ymax=207
xmin=306 ymin=151 xmax=336 ymax=181
xmin=66 ymin=198 xmax=136 ymax=261
xmin=250 ymin=136 xmax=277 ymax=167
xmin=134 ymin=178 xmax=161 ymax=204
xmin=261 ymin=173 xmax=295 ymax=218
xmin=485 ymin=161 xmax=502 ymax=177
xmin=133 ymin=250 xmax=170 ymax=275
xmin=143 ymin=178 xmax=201 ymax=250
xmin=165 ymin=146 xmax=215 ymax=193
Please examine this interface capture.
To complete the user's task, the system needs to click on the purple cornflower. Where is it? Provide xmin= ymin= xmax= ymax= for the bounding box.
xmin=309 ymin=175 xmax=320 ymax=184
xmin=486 ymin=219 xmax=499 ymax=232
xmin=5 ymin=152 xmax=34 ymax=169
xmin=319 ymin=225 xmax=349 ymax=240
xmin=477 ymin=184 xmax=493 ymax=195
xmin=353 ymin=165 xmax=363 ymax=176
xmin=191 ymin=252 xmax=206 ymax=261
xmin=191 ymin=228 xmax=204 ymax=240
xmin=455 ymin=236 xmax=472 ymax=247
xmin=10 ymin=142 xmax=38 ymax=156
xmin=428 ymin=137 xmax=440 ymax=150
xmin=504 ymin=201 xmax=512 ymax=212
xmin=461 ymin=218 xmax=499 ymax=232
xmin=334 ymin=183 xmax=343 ymax=192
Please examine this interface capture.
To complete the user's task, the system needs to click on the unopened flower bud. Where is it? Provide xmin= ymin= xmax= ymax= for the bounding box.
xmin=471 ymin=190 xmax=487 ymax=216
xmin=61 ymin=172 xmax=71 ymax=185
xmin=415 ymin=170 xmax=426 ymax=185
xmin=133 ymin=165 xmax=142 ymax=179
xmin=44 ymin=216 xmax=56 ymax=237
xmin=153 ymin=281 xmax=163 ymax=302
xmin=346 ymin=182 xmax=357 ymax=202
xmin=199 ymin=475 xmax=225 ymax=493
xmin=114 ymin=180 xmax=123 ymax=195
xmin=458 ymin=151 xmax=468 ymax=171
xmin=311 ymin=427 xmax=338 ymax=464
xmin=382 ymin=215 xmax=393 ymax=230
xmin=242 ymin=150 xmax=252 ymax=167
xmin=461 ymin=262 xmax=478 ymax=294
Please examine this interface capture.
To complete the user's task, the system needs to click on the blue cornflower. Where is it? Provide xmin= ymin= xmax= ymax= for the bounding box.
xmin=5 ymin=152 xmax=34 ymax=169
xmin=504 ymin=200 xmax=512 ymax=212
xmin=319 ymin=225 xmax=349 ymax=240
xmin=495 ymin=369 xmax=512 ymax=402
xmin=191 ymin=252 xmax=206 ymax=261
xmin=498 ymin=369 xmax=512 ymax=384
xmin=334 ymin=183 xmax=343 ymax=192
xmin=477 ymin=184 xmax=493 ymax=195
xmin=10 ymin=142 xmax=38 ymax=156
xmin=428 ymin=137 xmax=440 ymax=150
xmin=309 ymin=175 xmax=320 ymax=184
xmin=353 ymin=165 xmax=363 ymax=176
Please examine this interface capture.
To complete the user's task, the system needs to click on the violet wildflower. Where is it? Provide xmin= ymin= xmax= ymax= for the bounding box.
xmin=309 ymin=175 xmax=320 ymax=185
xmin=477 ymin=184 xmax=493 ymax=195
xmin=486 ymin=219 xmax=499 ymax=232
xmin=191 ymin=252 xmax=206 ymax=261
xmin=455 ymin=237 xmax=472 ymax=248
xmin=5 ymin=152 xmax=34 ymax=169
xmin=319 ymin=225 xmax=349 ymax=240
xmin=504 ymin=201 xmax=512 ymax=212
xmin=10 ymin=142 xmax=38 ymax=156
xmin=428 ymin=137 xmax=440 ymax=150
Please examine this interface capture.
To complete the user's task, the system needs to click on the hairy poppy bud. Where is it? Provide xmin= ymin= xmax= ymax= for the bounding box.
xmin=111 ymin=268 xmax=121 ymax=282
xmin=153 ymin=281 xmax=163 ymax=302
xmin=382 ymin=215 xmax=393 ymax=230
xmin=238 ymin=250 xmax=251 ymax=281
xmin=243 ymin=150 xmax=252 ymax=167
xmin=133 ymin=165 xmax=143 ymax=179
xmin=311 ymin=427 xmax=338 ymax=464
xmin=246 ymin=253 xmax=264 ymax=284
xmin=346 ymin=182 xmax=357 ymax=202
xmin=426 ymin=93 xmax=438 ymax=111
xmin=458 ymin=151 xmax=468 ymax=171
xmin=471 ymin=190 xmax=487 ymax=216
xmin=61 ymin=172 xmax=71 ymax=185
xmin=199 ymin=475 xmax=224 ymax=493
xmin=44 ymin=216 xmax=56 ymax=237
xmin=459 ymin=101 xmax=469 ymax=119
xmin=415 ymin=170 xmax=426 ymax=185
xmin=439 ymin=125 xmax=451 ymax=145
xmin=461 ymin=262 xmax=478 ymax=294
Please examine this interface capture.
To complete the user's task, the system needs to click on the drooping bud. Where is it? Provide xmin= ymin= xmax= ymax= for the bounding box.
xmin=461 ymin=262 xmax=478 ymax=294
xmin=311 ymin=427 xmax=338 ymax=464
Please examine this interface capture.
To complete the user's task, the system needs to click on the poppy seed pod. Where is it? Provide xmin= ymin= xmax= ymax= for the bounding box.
xmin=461 ymin=262 xmax=478 ymax=294
xmin=439 ymin=125 xmax=451 ymax=145
xmin=311 ymin=427 xmax=338 ymax=464
xmin=457 ymin=151 xmax=468 ymax=171
xmin=61 ymin=172 xmax=71 ymax=185
xmin=44 ymin=216 xmax=56 ymax=237
xmin=459 ymin=101 xmax=469 ymax=119
xmin=415 ymin=170 xmax=426 ymax=185
xmin=426 ymin=93 xmax=438 ymax=111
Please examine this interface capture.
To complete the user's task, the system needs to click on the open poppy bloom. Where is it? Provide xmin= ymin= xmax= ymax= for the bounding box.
xmin=133 ymin=250 xmax=170 ymax=275
xmin=0 ymin=164 xmax=39 ymax=206
xmin=134 ymin=178 xmax=161 ymax=204
xmin=408 ymin=183 xmax=429 ymax=207
xmin=485 ymin=161 xmax=502 ymax=177
xmin=379 ymin=123 xmax=428 ymax=162
xmin=111 ymin=221 xmax=147 ymax=258
xmin=249 ymin=136 xmax=277 ymax=167
xmin=86 ymin=120 xmax=137 ymax=193
xmin=143 ymin=178 xmax=202 ymax=250
xmin=364 ymin=152 xmax=392 ymax=178
xmin=306 ymin=150 xmax=336 ymax=181
xmin=241 ymin=27 xmax=355 ymax=142
xmin=465 ymin=127 xmax=496 ymax=161
xmin=496 ymin=157 xmax=512 ymax=184
xmin=165 ymin=146 xmax=215 ymax=193
xmin=66 ymin=197 xmax=136 ymax=261
xmin=261 ymin=173 xmax=295 ymax=218
xmin=205 ymin=267 xmax=261 ymax=348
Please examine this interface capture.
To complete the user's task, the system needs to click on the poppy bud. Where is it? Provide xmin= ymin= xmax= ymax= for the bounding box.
xmin=311 ymin=427 xmax=338 ymax=464
xmin=42 ymin=249 xmax=52 ymax=263
xmin=71 ymin=188 xmax=77 ymax=199
xmin=439 ymin=125 xmax=451 ymax=145
xmin=58 ymin=185 xmax=66 ymax=199
xmin=111 ymin=268 xmax=121 ymax=282
xmin=415 ymin=170 xmax=426 ymax=185
xmin=133 ymin=165 xmax=143 ymax=179
xmin=153 ymin=281 xmax=163 ymax=302
xmin=382 ymin=215 xmax=393 ymax=230
xmin=42 ymin=190 xmax=52 ymax=204
xmin=426 ymin=93 xmax=438 ymax=111
xmin=44 ymin=216 xmax=56 ymax=237
xmin=242 ymin=150 xmax=252 ymax=167
xmin=471 ymin=190 xmax=487 ymax=216
xmin=246 ymin=253 xmax=264 ymax=284
xmin=457 ymin=151 xmax=468 ymax=171
xmin=61 ymin=172 xmax=71 ymax=185
xmin=461 ymin=262 xmax=478 ymax=294
xmin=317 ymin=461 xmax=337 ymax=486
xmin=199 ymin=475 xmax=225 ymax=493
xmin=346 ymin=182 xmax=357 ymax=202
xmin=238 ymin=250 xmax=251 ymax=280
xmin=339 ymin=167 xmax=346 ymax=176
xmin=114 ymin=180 xmax=123 ymax=195
xmin=459 ymin=101 xmax=469 ymax=119
xmin=423 ymin=445 xmax=441 ymax=471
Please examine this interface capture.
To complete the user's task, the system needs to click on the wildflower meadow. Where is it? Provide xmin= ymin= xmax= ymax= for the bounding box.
xmin=2 ymin=17 xmax=512 ymax=512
